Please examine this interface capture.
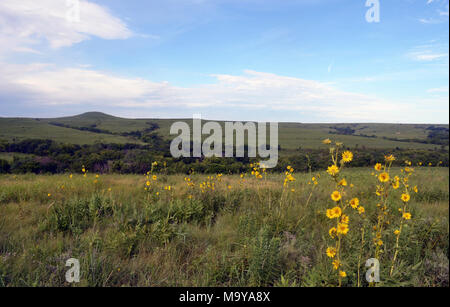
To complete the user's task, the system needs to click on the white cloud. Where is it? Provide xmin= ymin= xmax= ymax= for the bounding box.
xmin=0 ymin=0 xmax=133 ymax=55
xmin=0 ymin=64 xmax=447 ymax=123
xmin=440 ymin=6 xmax=450 ymax=16
xmin=419 ymin=18 xmax=439 ymax=23
xmin=409 ymin=52 xmax=448 ymax=61
xmin=420 ymin=0 xmax=449 ymax=23
xmin=407 ymin=43 xmax=449 ymax=61
xmin=427 ymin=86 xmax=449 ymax=93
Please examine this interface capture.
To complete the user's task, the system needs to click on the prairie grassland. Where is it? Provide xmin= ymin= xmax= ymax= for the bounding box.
xmin=1 ymin=113 xmax=447 ymax=150
xmin=0 ymin=118 xmax=141 ymax=145
xmin=0 ymin=164 xmax=448 ymax=287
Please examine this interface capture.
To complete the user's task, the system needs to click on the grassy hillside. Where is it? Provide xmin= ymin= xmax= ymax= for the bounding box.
xmin=0 ymin=116 xmax=143 ymax=145
xmin=0 ymin=112 xmax=448 ymax=150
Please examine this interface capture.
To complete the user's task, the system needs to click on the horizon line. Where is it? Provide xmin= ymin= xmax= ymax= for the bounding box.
xmin=0 ymin=111 xmax=448 ymax=126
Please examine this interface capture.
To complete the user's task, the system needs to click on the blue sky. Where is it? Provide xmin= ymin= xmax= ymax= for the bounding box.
xmin=0 ymin=0 xmax=448 ymax=123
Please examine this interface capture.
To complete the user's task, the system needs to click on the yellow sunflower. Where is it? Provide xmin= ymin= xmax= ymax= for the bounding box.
xmin=392 ymin=180 xmax=400 ymax=189
xmin=331 ymin=206 xmax=342 ymax=218
xmin=337 ymin=223 xmax=349 ymax=235
xmin=326 ymin=247 xmax=337 ymax=258
xmin=331 ymin=191 xmax=342 ymax=202
xmin=401 ymin=193 xmax=410 ymax=202
xmin=378 ymin=172 xmax=390 ymax=183
xmin=358 ymin=206 xmax=365 ymax=214
xmin=327 ymin=165 xmax=339 ymax=176
xmin=385 ymin=154 xmax=396 ymax=162
xmin=349 ymin=197 xmax=359 ymax=209
xmin=329 ymin=227 xmax=337 ymax=238
xmin=338 ymin=178 xmax=348 ymax=186
xmin=342 ymin=151 xmax=353 ymax=163
xmin=341 ymin=214 xmax=349 ymax=224
xmin=374 ymin=163 xmax=382 ymax=171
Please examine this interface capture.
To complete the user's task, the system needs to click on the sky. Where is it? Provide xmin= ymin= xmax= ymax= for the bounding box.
xmin=0 ymin=0 xmax=448 ymax=123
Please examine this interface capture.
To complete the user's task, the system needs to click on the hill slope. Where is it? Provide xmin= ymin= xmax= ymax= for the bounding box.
xmin=0 ymin=112 xmax=448 ymax=150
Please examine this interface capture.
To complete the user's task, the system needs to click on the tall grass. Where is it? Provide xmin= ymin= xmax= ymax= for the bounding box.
xmin=0 ymin=165 xmax=448 ymax=287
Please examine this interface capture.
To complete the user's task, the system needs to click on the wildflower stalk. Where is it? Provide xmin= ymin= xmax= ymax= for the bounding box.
xmin=389 ymin=162 xmax=415 ymax=277
xmin=389 ymin=204 xmax=405 ymax=277
xmin=336 ymin=230 xmax=342 ymax=287
xmin=323 ymin=139 xmax=354 ymax=286
xmin=357 ymin=227 xmax=365 ymax=287
xmin=373 ymin=157 xmax=394 ymax=264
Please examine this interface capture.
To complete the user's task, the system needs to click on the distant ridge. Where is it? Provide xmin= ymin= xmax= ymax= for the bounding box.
xmin=3 ymin=112 xmax=448 ymax=125
xmin=55 ymin=112 xmax=121 ymax=120
xmin=0 ymin=112 xmax=447 ymax=149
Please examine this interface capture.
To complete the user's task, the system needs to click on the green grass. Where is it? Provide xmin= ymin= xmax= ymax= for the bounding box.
xmin=277 ymin=124 xmax=439 ymax=150
xmin=0 ymin=166 xmax=448 ymax=287
xmin=0 ymin=112 xmax=447 ymax=150
xmin=41 ymin=112 xmax=153 ymax=134
xmin=0 ymin=117 xmax=142 ymax=145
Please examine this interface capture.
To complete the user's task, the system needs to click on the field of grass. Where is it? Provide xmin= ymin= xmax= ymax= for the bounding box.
xmin=277 ymin=125 xmax=438 ymax=150
xmin=1 ymin=112 xmax=447 ymax=150
xmin=0 ymin=117 xmax=142 ymax=145
xmin=0 ymin=161 xmax=448 ymax=287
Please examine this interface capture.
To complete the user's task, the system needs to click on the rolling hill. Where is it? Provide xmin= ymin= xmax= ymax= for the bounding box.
xmin=0 ymin=112 xmax=448 ymax=151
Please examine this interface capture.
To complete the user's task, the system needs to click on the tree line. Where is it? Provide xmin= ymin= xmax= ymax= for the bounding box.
xmin=0 ymin=138 xmax=448 ymax=175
